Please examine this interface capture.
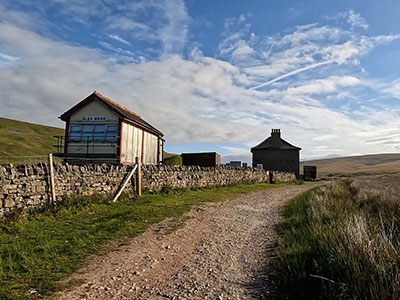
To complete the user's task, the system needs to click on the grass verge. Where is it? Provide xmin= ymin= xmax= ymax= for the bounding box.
xmin=273 ymin=178 xmax=400 ymax=300
xmin=0 ymin=181 xmax=291 ymax=300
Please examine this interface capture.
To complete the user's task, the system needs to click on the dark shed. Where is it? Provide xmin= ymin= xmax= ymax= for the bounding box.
xmin=303 ymin=166 xmax=317 ymax=181
xmin=181 ymin=152 xmax=221 ymax=167
xmin=251 ymin=129 xmax=301 ymax=178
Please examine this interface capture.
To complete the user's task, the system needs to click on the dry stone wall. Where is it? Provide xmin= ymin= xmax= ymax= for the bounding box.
xmin=0 ymin=163 xmax=296 ymax=218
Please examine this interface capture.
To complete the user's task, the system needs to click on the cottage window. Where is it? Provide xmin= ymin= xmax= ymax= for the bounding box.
xmin=82 ymin=125 xmax=94 ymax=141
xmin=69 ymin=125 xmax=81 ymax=141
xmin=106 ymin=125 xmax=117 ymax=141
xmin=69 ymin=124 xmax=117 ymax=142
xmin=94 ymin=125 xmax=106 ymax=141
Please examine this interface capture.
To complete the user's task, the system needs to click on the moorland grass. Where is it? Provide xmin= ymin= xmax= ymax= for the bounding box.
xmin=274 ymin=179 xmax=400 ymax=300
xmin=0 ymin=181 xmax=290 ymax=300
xmin=162 ymin=154 xmax=182 ymax=166
xmin=0 ymin=117 xmax=64 ymax=158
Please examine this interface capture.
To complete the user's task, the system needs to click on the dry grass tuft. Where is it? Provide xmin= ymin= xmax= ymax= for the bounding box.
xmin=274 ymin=178 xmax=400 ymax=300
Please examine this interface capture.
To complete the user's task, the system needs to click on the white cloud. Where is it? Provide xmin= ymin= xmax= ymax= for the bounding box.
xmin=232 ymin=40 xmax=255 ymax=58
xmin=157 ymin=0 xmax=191 ymax=56
xmin=0 ymin=5 xmax=400 ymax=161
xmin=241 ymin=24 xmax=400 ymax=90
xmin=45 ymin=0 xmax=110 ymax=23
xmin=108 ymin=0 xmax=192 ymax=56
xmin=1 ymin=0 xmax=191 ymax=58
xmin=287 ymin=76 xmax=360 ymax=95
xmin=346 ymin=10 xmax=368 ymax=30
xmin=0 ymin=4 xmax=39 ymax=29
xmin=221 ymin=146 xmax=249 ymax=153
xmin=0 ymin=51 xmax=20 ymax=66
xmin=372 ymin=34 xmax=400 ymax=43
xmin=270 ymin=26 xmax=343 ymax=47
xmin=370 ymin=76 xmax=400 ymax=101
xmin=287 ymin=7 xmax=303 ymax=19
xmin=106 ymin=17 xmax=151 ymax=32
xmin=108 ymin=34 xmax=131 ymax=45
xmin=312 ymin=135 xmax=337 ymax=142
xmin=219 ymin=14 xmax=255 ymax=64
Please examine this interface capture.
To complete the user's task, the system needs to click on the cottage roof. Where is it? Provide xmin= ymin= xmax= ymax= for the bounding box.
xmin=59 ymin=91 xmax=163 ymax=137
xmin=251 ymin=136 xmax=301 ymax=152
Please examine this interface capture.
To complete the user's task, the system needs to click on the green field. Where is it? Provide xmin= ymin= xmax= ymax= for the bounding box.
xmin=0 ymin=117 xmax=64 ymax=157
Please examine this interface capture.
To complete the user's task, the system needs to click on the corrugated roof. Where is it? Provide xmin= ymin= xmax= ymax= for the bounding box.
xmin=251 ymin=136 xmax=301 ymax=151
xmin=59 ymin=91 xmax=163 ymax=136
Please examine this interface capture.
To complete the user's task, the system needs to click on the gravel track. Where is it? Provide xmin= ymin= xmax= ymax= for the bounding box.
xmin=55 ymin=183 xmax=320 ymax=300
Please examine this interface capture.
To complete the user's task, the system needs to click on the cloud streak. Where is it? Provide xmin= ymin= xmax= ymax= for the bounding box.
xmin=249 ymin=60 xmax=333 ymax=90
xmin=108 ymin=34 xmax=131 ymax=45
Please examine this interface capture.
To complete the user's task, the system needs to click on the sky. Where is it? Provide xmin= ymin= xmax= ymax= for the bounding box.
xmin=1 ymin=0 xmax=400 ymax=164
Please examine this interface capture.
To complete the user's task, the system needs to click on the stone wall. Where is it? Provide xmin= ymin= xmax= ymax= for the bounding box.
xmin=0 ymin=163 xmax=296 ymax=218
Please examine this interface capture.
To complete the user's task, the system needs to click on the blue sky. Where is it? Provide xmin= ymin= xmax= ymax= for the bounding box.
xmin=1 ymin=0 xmax=400 ymax=163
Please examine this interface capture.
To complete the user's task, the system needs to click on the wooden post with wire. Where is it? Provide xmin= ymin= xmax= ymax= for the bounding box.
xmin=112 ymin=164 xmax=137 ymax=202
xmin=136 ymin=157 xmax=142 ymax=196
xmin=48 ymin=153 xmax=56 ymax=203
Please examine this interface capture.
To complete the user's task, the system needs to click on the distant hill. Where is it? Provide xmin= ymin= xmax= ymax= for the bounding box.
xmin=163 ymin=151 xmax=182 ymax=166
xmin=0 ymin=117 xmax=64 ymax=157
xmin=301 ymin=153 xmax=400 ymax=178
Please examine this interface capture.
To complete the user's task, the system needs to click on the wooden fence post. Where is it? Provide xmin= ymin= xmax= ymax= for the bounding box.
xmin=136 ymin=157 xmax=142 ymax=196
xmin=112 ymin=164 xmax=137 ymax=203
xmin=48 ymin=153 xmax=56 ymax=203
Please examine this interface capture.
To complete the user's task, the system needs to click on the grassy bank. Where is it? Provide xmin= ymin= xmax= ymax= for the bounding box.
xmin=163 ymin=152 xmax=182 ymax=166
xmin=0 ymin=117 xmax=64 ymax=158
xmin=274 ymin=178 xmax=400 ymax=300
xmin=0 ymin=181 xmax=290 ymax=300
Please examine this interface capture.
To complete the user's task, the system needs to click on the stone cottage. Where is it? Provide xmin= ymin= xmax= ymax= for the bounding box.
xmin=251 ymin=129 xmax=301 ymax=178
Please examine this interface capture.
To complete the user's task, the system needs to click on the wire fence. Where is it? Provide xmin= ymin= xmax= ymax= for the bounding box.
xmin=0 ymin=155 xmax=124 ymax=167
xmin=0 ymin=155 xmax=63 ymax=167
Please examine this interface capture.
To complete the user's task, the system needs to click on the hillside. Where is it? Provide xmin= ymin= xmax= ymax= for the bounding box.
xmin=301 ymin=153 xmax=400 ymax=178
xmin=163 ymin=151 xmax=182 ymax=166
xmin=0 ymin=117 xmax=64 ymax=157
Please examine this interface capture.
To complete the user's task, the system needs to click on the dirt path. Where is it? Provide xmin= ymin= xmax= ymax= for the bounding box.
xmin=55 ymin=183 xmax=320 ymax=300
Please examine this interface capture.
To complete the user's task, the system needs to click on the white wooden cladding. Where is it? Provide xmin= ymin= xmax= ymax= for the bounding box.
xmin=121 ymin=122 xmax=142 ymax=163
xmin=70 ymin=100 xmax=119 ymax=122
xmin=121 ymin=122 xmax=159 ymax=164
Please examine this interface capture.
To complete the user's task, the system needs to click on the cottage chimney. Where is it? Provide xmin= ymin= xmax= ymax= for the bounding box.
xmin=271 ymin=129 xmax=281 ymax=147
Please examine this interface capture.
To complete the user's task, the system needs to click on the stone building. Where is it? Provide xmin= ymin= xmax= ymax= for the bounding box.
xmin=58 ymin=91 xmax=164 ymax=164
xmin=251 ymin=129 xmax=301 ymax=178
